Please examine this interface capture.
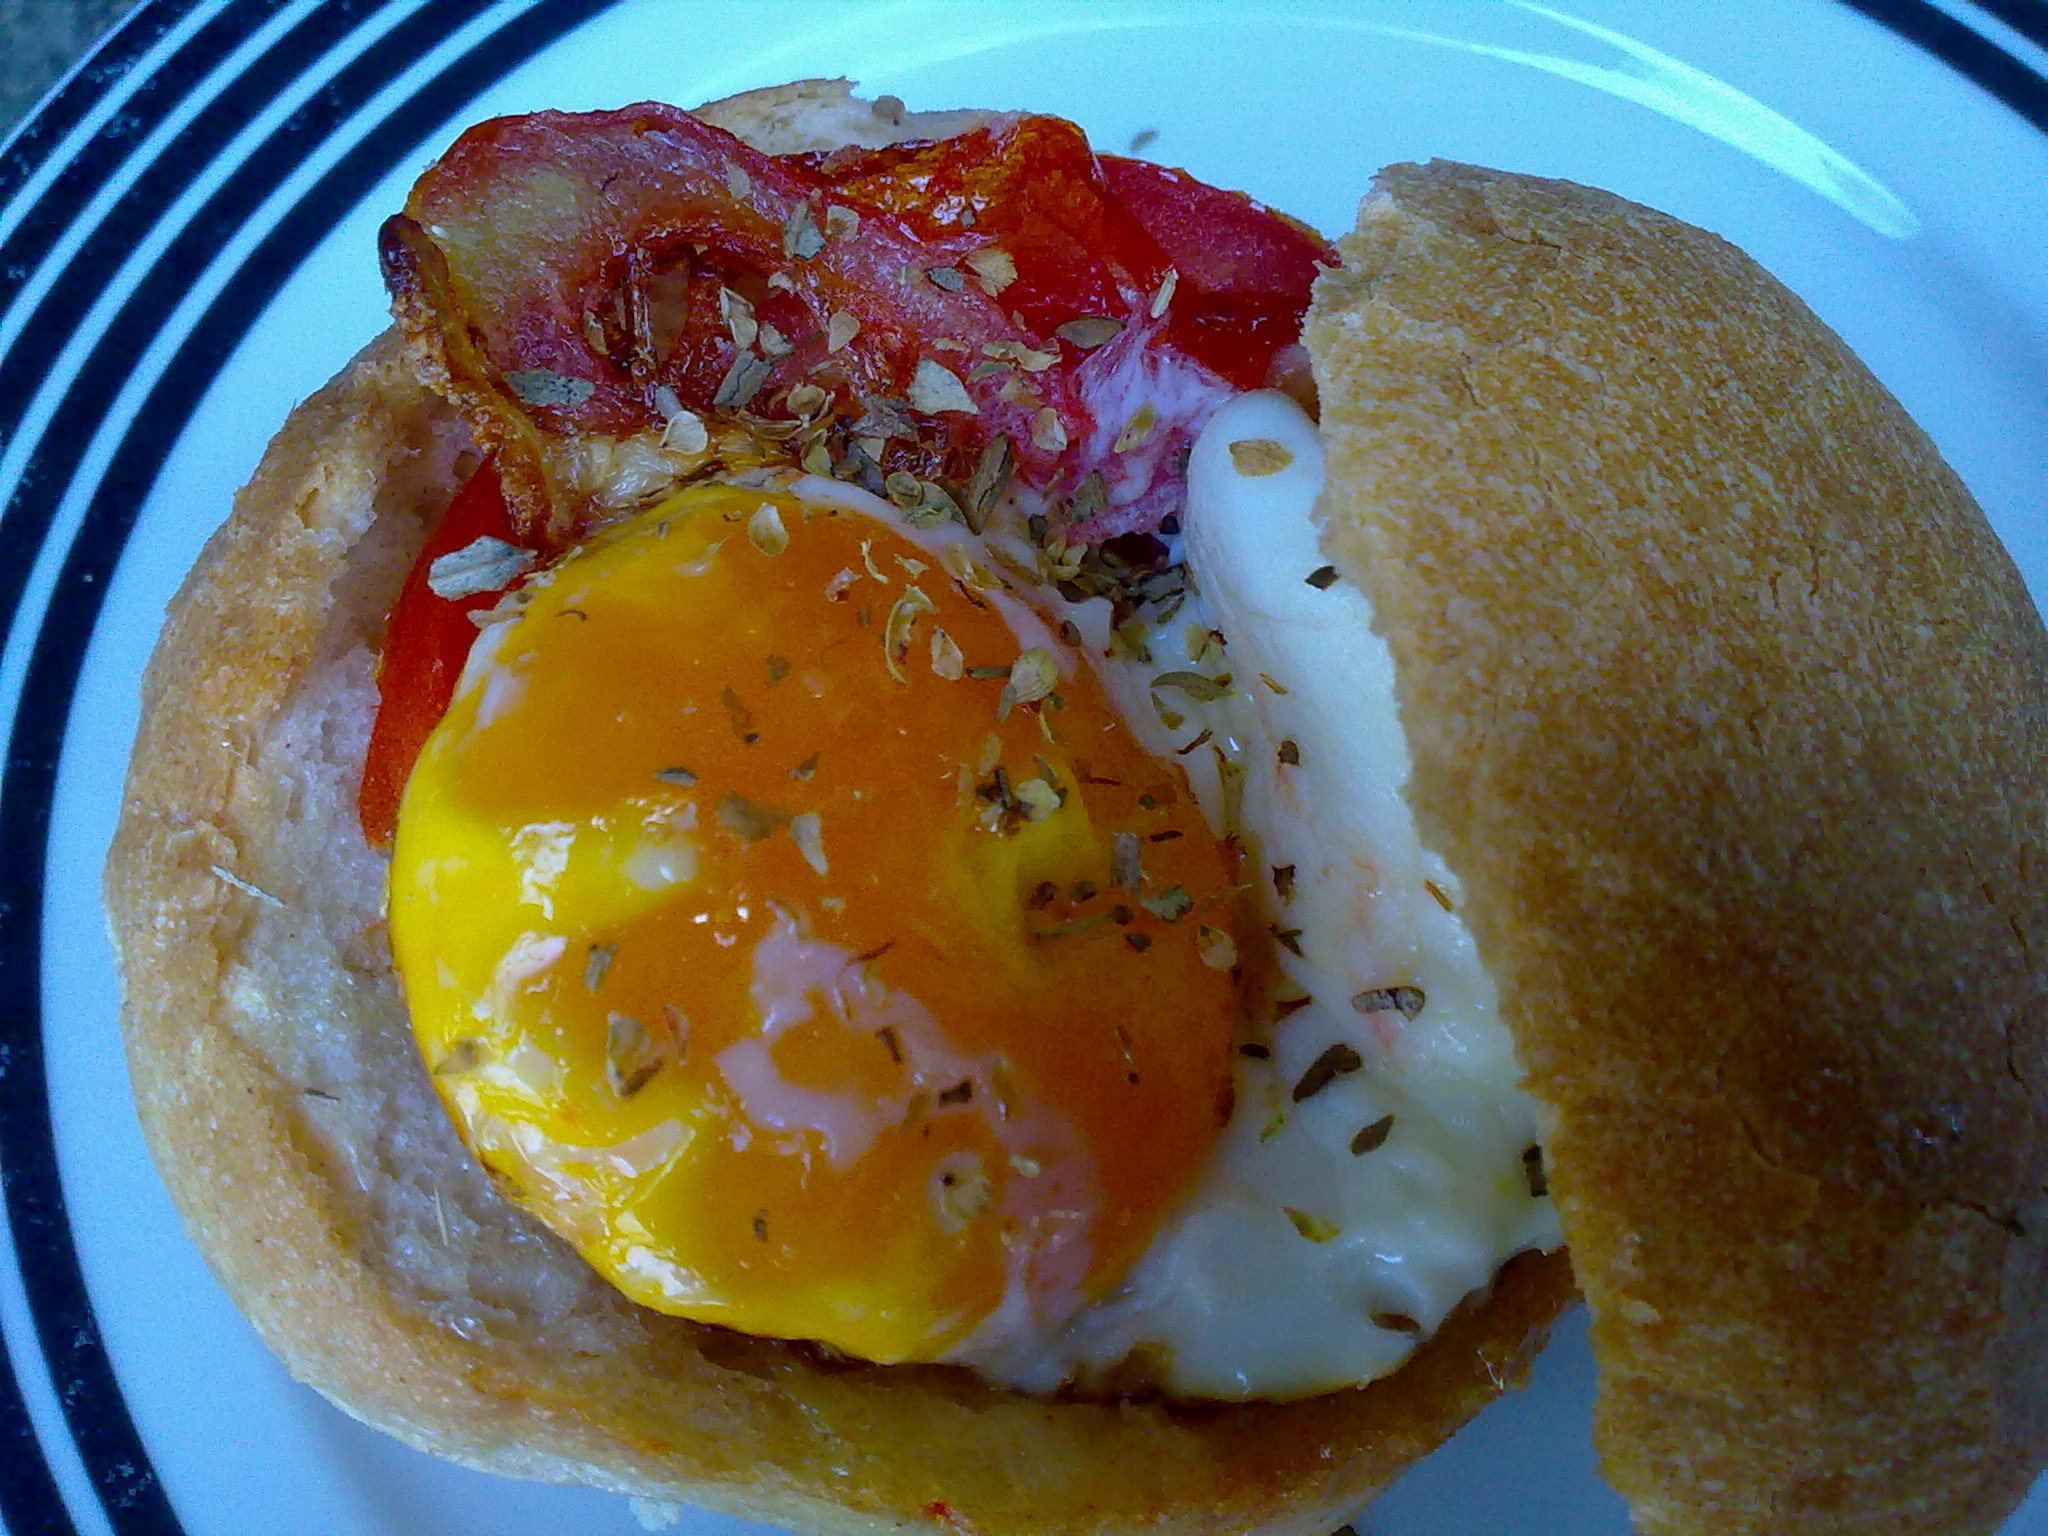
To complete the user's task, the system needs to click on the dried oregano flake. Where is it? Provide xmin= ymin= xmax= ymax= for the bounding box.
xmin=746 ymin=502 xmax=789 ymax=556
xmin=606 ymin=1011 xmax=662 ymax=1099
xmin=1113 ymin=402 xmax=1157 ymax=453
xmin=1151 ymin=669 xmax=1232 ymax=702
xmin=790 ymin=812 xmax=828 ymax=875
xmin=1292 ymin=1042 xmax=1362 ymax=1103
xmin=716 ymin=794 xmax=789 ymax=841
xmin=1351 ymin=984 xmax=1426 ymax=1020
xmin=1228 ymin=437 xmax=1293 ymax=476
xmin=1111 ymin=831 xmax=1143 ymax=891
xmin=505 ymin=368 xmax=595 ymax=409
xmin=824 ymin=204 xmax=860 ymax=241
xmin=883 ymin=586 xmax=939 ymax=683
xmin=965 ymin=247 xmax=1017 ymax=294
xmin=427 ymin=536 xmax=535 ymax=600
xmin=661 ymin=409 xmax=710 ymax=454
xmin=998 ymin=647 xmax=1058 ymax=719
xmin=719 ymin=286 xmax=757 ymax=349
xmin=1013 ymin=778 xmax=1061 ymax=821
xmin=1196 ymin=925 xmax=1237 ymax=971
xmin=909 ymin=358 xmax=977 ymax=415
xmin=1284 ymin=1207 xmax=1339 ymax=1244
xmin=713 ymin=350 xmax=773 ymax=410
xmin=781 ymin=199 xmax=825 ymax=259
xmin=1350 ymin=1114 xmax=1395 ymax=1155
xmin=1055 ymin=315 xmax=1121 ymax=349
xmin=929 ymin=627 xmax=965 ymax=680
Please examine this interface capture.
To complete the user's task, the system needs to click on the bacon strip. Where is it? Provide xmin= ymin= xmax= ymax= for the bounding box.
xmin=381 ymin=101 xmax=1333 ymax=544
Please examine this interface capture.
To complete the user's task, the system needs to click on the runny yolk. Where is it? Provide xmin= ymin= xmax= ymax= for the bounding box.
xmin=388 ymin=485 xmax=1237 ymax=1363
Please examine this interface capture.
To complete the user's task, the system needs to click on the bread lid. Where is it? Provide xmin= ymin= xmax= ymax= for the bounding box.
xmin=1306 ymin=159 xmax=2048 ymax=1534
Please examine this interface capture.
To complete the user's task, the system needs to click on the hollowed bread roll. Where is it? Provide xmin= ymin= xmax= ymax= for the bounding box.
xmin=106 ymin=87 xmax=2048 ymax=1536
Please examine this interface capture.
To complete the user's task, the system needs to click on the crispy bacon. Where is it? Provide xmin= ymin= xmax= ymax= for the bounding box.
xmin=380 ymin=102 xmax=1332 ymax=544
xmin=361 ymin=102 xmax=1336 ymax=841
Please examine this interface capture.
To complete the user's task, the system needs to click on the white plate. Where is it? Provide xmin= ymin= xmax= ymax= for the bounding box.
xmin=5 ymin=1 xmax=2047 ymax=1532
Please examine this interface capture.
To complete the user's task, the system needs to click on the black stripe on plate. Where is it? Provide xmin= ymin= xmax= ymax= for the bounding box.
xmin=0 ymin=0 xmax=217 ymax=205
xmin=0 ymin=1278 xmax=75 ymax=1536
xmin=1836 ymin=0 xmax=2048 ymax=132
xmin=0 ymin=1 xmax=308 ymax=296
xmin=1968 ymin=0 xmax=2048 ymax=54
xmin=0 ymin=0 xmax=403 ymax=644
xmin=0 ymin=4 xmax=617 ymax=1533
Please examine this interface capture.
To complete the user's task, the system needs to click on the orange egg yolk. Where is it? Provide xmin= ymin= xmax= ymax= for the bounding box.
xmin=388 ymin=485 xmax=1237 ymax=1363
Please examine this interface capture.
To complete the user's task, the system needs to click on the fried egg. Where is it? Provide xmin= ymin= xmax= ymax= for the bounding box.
xmin=389 ymin=393 xmax=1558 ymax=1398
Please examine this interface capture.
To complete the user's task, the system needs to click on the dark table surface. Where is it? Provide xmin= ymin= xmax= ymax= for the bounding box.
xmin=3 ymin=0 xmax=139 ymax=144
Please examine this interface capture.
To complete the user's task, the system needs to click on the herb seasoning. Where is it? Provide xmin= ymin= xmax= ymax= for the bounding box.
xmin=1351 ymin=985 xmax=1426 ymax=1021
xmin=1350 ymin=1114 xmax=1395 ymax=1155
xmin=1292 ymin=1043 xmax=1363 ymax=1102
xmin=1285 ymin=1207 xmax=1339 ymax=1243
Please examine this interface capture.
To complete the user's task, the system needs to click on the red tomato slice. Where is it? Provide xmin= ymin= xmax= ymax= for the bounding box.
xmin=358 ymin=459 xmax=529 ymax=846
xmin=1096 ymin=155 xmax=1332 ymax=391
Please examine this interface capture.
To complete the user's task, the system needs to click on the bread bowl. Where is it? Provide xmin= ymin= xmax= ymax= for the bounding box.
xmin=103 ymin=80 xmax=2048 ymax=1535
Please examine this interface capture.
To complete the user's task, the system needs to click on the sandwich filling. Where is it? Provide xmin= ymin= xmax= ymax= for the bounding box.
xmin=375 ymin=96 xmax=1557 ymax=1400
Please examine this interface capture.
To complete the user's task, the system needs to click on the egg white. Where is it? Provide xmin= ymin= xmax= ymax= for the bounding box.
xmin=940 ymin=393 xmax=1560 ymax=1399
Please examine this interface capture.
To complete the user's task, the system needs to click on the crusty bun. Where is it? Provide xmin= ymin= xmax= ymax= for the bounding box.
xmin=106 ymin=85 xmax=2047 ymax=1535
xmin=1309 ymin=161 xmax=2048 ymax=1534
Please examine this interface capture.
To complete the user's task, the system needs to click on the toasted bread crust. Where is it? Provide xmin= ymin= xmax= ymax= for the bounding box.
xmin=1307 ymin=160 xmax=2048 ymax=1534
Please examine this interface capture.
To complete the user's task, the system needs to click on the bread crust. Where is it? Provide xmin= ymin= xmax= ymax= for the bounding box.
xmin=1307 ymin=160 xmax=2048 ymax=1534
